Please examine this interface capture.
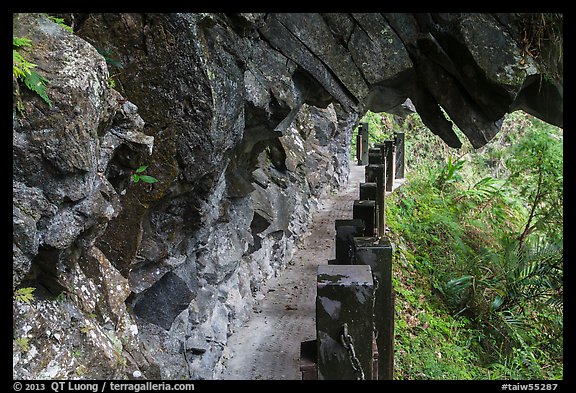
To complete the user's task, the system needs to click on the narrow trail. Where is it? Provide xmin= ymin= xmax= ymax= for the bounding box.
xmin=219 ymin=163 xmax=364 ymax=380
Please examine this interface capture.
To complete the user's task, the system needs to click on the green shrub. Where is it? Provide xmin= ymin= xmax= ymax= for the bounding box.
xmin=384 ymin=111 xmax=562 ymax=379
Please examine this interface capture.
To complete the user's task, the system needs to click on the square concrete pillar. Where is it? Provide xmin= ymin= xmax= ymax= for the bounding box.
xmin=359 ymin=182 xmax=377 ymax=201
xmin=356 ymin=133 xmax=363 ymax=166
xmin=360 ymin=122 xmax=369 ymax=165
xmin=316 ymin=264 xmax=375 ymax=380
xmin=394 ymin=131 xmax=405 ymax=179
xmin=383 ymin=140 xmax=395 ymax=192
xmin=363 ymin=164 xmax=385 ymax=235
xmin=334 ymin=219 xmax=365 ymax=265
xmin=353 ymin=200 xmax=376 ymax=237
xmin=353 ymin=237 xmax=394 ymax=380
xmin=368 ymin=148 xmax=383 ymax=165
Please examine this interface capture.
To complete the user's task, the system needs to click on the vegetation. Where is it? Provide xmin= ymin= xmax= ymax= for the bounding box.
xmin=46 ymin=15 xmax=73 ymax=33
xmin=516 ymin=13 xmax=563 ymax=81
xmin=131 ymin=165 xmax=158 ymax=184
xmin=13 ymin=337 xmax=30 ymax=352
xmin=14 ymin=287 xmax=36 ymax=305
xmin=358 ymin=110 xmax=563 ymax=379
xmin=13 ymin=36 xmax=52 ymax=110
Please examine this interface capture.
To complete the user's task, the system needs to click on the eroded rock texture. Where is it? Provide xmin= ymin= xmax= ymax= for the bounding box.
xmin=13 ymin=13 xmax=562 ymax=379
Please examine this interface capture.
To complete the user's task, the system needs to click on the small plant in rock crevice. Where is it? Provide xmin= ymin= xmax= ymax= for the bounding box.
xmin=14 ymin=287 xmax=36 ymax=305
xmin=131 ymin=165 xmax=158 ymax=184
xmin=13 ymin=337 xmax=30 ymax=352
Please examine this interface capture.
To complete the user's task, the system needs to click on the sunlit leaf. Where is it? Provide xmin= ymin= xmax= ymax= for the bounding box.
xmin=138 ymin=175 xmax=158 ymax=184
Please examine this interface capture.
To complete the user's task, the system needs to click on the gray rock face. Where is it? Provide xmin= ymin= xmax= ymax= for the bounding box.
xmin=13 ymin=12 xmax=561 ymax=379
xmin=13 ymin=13 xmax=154 ymax=379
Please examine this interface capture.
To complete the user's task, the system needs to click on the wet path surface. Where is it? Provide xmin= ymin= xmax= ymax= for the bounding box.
xmin=219 ymin=163 xmax=364 ymax=380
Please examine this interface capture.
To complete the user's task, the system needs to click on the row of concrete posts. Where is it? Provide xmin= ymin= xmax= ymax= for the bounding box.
xmin=300 ymin=122 xmax=405 ymax=380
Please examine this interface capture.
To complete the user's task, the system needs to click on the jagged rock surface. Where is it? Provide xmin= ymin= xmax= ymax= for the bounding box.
xmin=13 ymin=13 xmax=562 ymax=379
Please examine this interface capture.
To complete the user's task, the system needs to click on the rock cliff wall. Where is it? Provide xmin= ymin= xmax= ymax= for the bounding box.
xmin=13 ymin=13 xmax=562 ymax=379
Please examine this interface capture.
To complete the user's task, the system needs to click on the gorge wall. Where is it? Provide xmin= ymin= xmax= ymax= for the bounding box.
xmin=13 ymin=13 xmax=562 ymax=379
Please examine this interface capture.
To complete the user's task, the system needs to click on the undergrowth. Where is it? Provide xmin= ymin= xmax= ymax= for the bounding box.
xmin=367 ymin=110 xmax=563 ymax=380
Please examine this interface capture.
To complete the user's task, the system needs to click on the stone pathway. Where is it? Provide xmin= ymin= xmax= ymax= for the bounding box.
xmin=218 ymin=163 xmax=405 ymax=380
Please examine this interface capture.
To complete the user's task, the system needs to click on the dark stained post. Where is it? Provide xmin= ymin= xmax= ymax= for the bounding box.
xmin=356 ymin=132 xmax=362 ymax=166
xmin=299 ymin=340 xmax=318 ymax=380
xmin=334 ymin=219 xmax=365 ymax=265
xmin=374 ymin=142 xmax=386 ymax=166
xmin=394 ymin=131 xmax=405 ymax=179
xmin=383 ymin=140 xmax=395 ymax=192
xmin=353 ymin=237 xmax=394 ymax=380
xmin=353 ymin=200 xmax=376 ymax=237
xmin=359 ymin=182 xmax=377 ymax=201
xmin=368 ymin=148 xmax=383 ymax=165
xmin=361 ymin=122 xmax=369 ymax=165
xmin=316 ymin=264 xmax=375 ymax=380
xmin=364 ymin=164 xmax=385 ymax=236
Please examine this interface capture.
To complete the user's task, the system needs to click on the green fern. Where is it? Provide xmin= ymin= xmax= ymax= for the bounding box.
xmin=14 ymin=287 xmax=35 ymax=304
xmin=13 ymin=36 xmax=52 ymax=108
xmin=13 ymin=36 xmax=32 ymax=48
xmin=13 ymin=37 xmax=35 ymax=78
xmin=23 ymin=70 xmax=51 ymax=106
xmin=46 ymin=15 xmax=73 ymax=33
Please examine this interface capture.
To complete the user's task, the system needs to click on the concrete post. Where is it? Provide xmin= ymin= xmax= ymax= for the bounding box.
xmin=364 ymin=164 xmax=385 ymax=235
xmin=334 ymin=219 xmax=365 ymax=265
xmin=374 ymin=142 xmax=386 ymax=166
xmin=353 ymin=237 xmax=394 ymax=380
xmin=353 ymin=200 xmax=376 ymax=237
xmin=359 ymin=182 xmax=377 ymax=202
xmin=356 ymin=133 xmax=362 ymax=166
xmin=368 ymin=148 xmax=383 ymax=165
xmin=316 ymin=264 xmax=375 ymax=380
xmin=360 ymin=122 xmax=369 ymax=165
xmin=383 ymin=140 xmax=395 ymax=192
xmin=394 ymin=131 xmax=405 ymax=179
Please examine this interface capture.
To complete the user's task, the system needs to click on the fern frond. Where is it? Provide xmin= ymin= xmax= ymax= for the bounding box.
xmin=13 ymin=50 xmax=36 ymax=79
xmin=14 ymin=287 xmax=36 ymax=304
xmin=46 ymin=15 xmax=74 ymax=33
xmin=23 ymin=71 xmax=52 ymax=107
xmin=13 ymin=36 xmax=32 ymax=48
xmin=13 ymin=36 xmax=52 ymax=108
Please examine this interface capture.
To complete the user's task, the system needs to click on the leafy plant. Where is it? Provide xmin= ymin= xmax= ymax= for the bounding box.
xmin=79 ymin=323 xmax=92 ymax=335
xmin=55 ymin=292 xmax=67 ymax=302
xmin=435 ymin=155 xmax=465 ymax=190
xmin=46 ymin=15 xmax=73 ymax=33
xmin=505 ymin=119 xmax=563 ymax=249
xmin=497 ymin=237 xmax=563 ymax=312
xmin=13 ymin=337 xmax=30 ymax=352
xmin=14 ymin=287 xmax=35 ymax=305
xmin=13 ymin=36 xmax=52 ymax=108
xmin=131 ymin=165 xmax=158 ymax=184
xmin=13 ymin=37 xmax=35 ymax=77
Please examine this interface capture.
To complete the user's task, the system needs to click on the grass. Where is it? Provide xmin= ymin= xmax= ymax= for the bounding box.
xmin=391 ymin=231 xmax=486 ymax=380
